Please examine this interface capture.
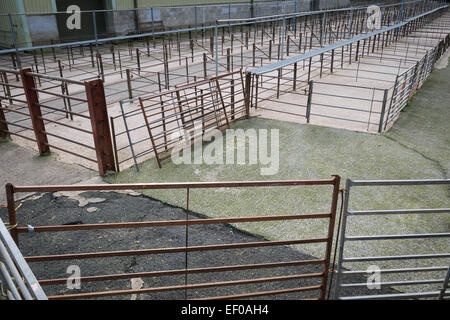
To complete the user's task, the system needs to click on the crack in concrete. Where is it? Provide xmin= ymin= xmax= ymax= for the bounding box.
xmin=383 ymin=135 xmax=449 ymax=197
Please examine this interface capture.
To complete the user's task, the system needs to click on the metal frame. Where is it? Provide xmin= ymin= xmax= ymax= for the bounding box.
xmin=6 ymin=176 xmax=340 ymax=300
xmin=333 ymin=178 xmax=450 ymax=300
xmin=245 ymin=4 xmax=449 ymax=133
xmin=0 ymin=218 xmax=47 ymax=300
xmin=0 ymin=67 xmax=116 ymax=175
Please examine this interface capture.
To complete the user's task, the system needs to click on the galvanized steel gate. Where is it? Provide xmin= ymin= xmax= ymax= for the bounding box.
xmin=0 ymin=218 xmax=47 ymax=300
xmin=333 ymin=178 xmax=450 ymax=300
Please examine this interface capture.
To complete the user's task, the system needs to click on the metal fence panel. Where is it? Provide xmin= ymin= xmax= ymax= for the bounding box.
xmin=334 ymin=178 xmax=450 ymax=300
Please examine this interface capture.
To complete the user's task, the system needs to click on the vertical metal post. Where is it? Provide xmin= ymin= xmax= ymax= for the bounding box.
xmin=293 ymin=62 xmax=297 ymax=91
xmin=215 ymin=24 xmax=219 ymax=76
xmin=320 ymin=175 xmax=340 ymax=300
xmin=97 ymin=54 xmax=104 ymax=82
xmin=136 ymin=48 xmax=141 ymax=75
xmin=378 ymin=89 xmax=389 ymax=133
xmin=348 ymin=9 xmax=353 ymax=38
xmin=331 ymin=49 xmax=335 ymax=73
xmin=20 ymin=68 xmax=50 ymax=155
xmin=0 ymin=101 xmax=9 ymax=140
xmin=6 ymin=183 xmax=18 ymax=244
xmin=8 ymin=14 xmax=21 ymax=69
xmin=110 ymin=117 xmax=120 ymax=173
xmin=280 ymin=18 xmax=286 ymax=59
xmin=306 ymin=81 xmax=314 ymax=123
xmin=244 ymin=72 xmax=252 ymax=118
xmin=126 ymin=69 xmax=132 ymax=99
xmin=231 ymin=78 xmax=235 ymax=120
xmin=203 ymin=53 xmax=207 ymax=78
xmin=92 ymin=12 xmax=99 ymax=55
xmin=85 ymin=79 xmax=116 ymax=176
xmin=333 ymin=179 xmax=351 ymax=299
xmin=321 ymin=12 xmax=326 ymax=47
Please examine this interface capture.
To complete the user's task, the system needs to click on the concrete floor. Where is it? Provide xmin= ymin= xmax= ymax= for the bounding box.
xmin=0 ymin=142 xmax=95 ymax=204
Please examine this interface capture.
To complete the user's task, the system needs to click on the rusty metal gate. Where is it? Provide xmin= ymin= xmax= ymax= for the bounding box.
xmin=4 ymin=176 xmax=340 ymax=300
xmin=333 ymin=178 xmax=450 ymax=300
xmin=0 ymin=67 xmax=116 ymax=176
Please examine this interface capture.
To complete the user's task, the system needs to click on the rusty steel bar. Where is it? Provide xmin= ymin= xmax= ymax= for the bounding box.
xmin=5 ymin=184 xmax=18 ymax=244
xmin=0 ymin=102 xmax=8 ymax=139
xmin=47 ymin=273 xmax=324 ymax=300
xmin=12 ymin=178 xmax=336 ymax=193
xmin=38 ymin=259 xmax=325 ymax=286
xmin=197 ymin=285 xmax=322 ymax=300
xmin=20 ymin=68 xmax=50 ymax=155
xmin=320 ymin=174 xmax=340 ymax=299
xmin=84 ymin=79 xmax=116 ymax=175
xmin=15 ymin=213 xmax=331 ymax=234
xmin=25 ymin=237 xmax=329 ymax=262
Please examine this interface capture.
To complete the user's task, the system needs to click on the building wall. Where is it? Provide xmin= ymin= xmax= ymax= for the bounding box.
xmin=116 ymin=1 xmax=277 ymax=10
xmin=23 ymin=0 xmax=53 ymax=13
xmin=0 ymin=0 xmax=351 ymax=48
xmin=0 ymin=0 xmax=35 ymax=48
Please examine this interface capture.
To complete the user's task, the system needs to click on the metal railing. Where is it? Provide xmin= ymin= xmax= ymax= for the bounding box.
xmin=333 ymin=178 xmax=450 ymax=300
xmin=0 ymin=67 xmax=116 ymax=175
xmin=5 ymin=176 xmax=341 ymax=300
xmin=0 ymin=0 xmax=353 ymax=51
xmin=245 ymin=4 xmax=449 ymax=133
xmin=0 ymin=218 xmax=47 ymax=300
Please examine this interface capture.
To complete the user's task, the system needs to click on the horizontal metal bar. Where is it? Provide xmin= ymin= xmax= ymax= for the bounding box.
xmin=48 ymin=274 xmax=323 ymax=300
xmin=343 ymin=253 xmax=450 ymax=263
xmin=24 ymin=72 xmax=85 ymax=86
xmin=340 ymin=278 xmax=445 ymax=288
xmin=42 ymin=143 xmax=97 ymax=163
xmin=348 ymin=208 xmax=450 ymax=216
xmin=341 ymin=266 xmax=449 ymax=275
xmin=348 ymin=179 xmax=450 ymax=186
xmin=16 ymin=213 xmax=331 ymax=233
xmin=196 ymin=285 xmax=322 ymax=300
xmin=25 ymin=238 xmax=329 ymax=262
xmin=339 ymin=291 xmax=446 ymax=300
xmin=12 ymin=178 xmax=337 ymax=193
xmin=345 ymin=233 xmax=450 ymax=241
xmin=39 ymin=259 xmax=325 ymax=286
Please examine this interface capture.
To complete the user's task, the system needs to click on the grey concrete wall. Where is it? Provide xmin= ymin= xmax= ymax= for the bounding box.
xmin=27 ymin=14 xmax=59 ymax=45
xmin=18 ymin=0 xmax=351 ymax=46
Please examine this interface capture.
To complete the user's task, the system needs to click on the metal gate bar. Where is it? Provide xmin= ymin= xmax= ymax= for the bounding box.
xmin=334 ymin=178 xmax=450 ymax=300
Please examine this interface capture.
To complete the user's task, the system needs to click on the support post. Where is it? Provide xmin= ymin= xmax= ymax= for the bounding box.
xmin=6 ymin=183 xmax=18 ymax=244
xmin=378 ymin=89 xmax=389 ymax=133
xmin=20 ymin=68 xmax=50 ymax=155
xmin=85 ymin=79 xmax=116 ymax=176
xmin=244 ymin=72 xmax=252 ymax=118
xmin=126 ymin=69 xmax=132 ymax=99
xmin=306 ymin=81 xmax=314 ymax=123
xmin=0 ymin=101 xmax=9 ymax=140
